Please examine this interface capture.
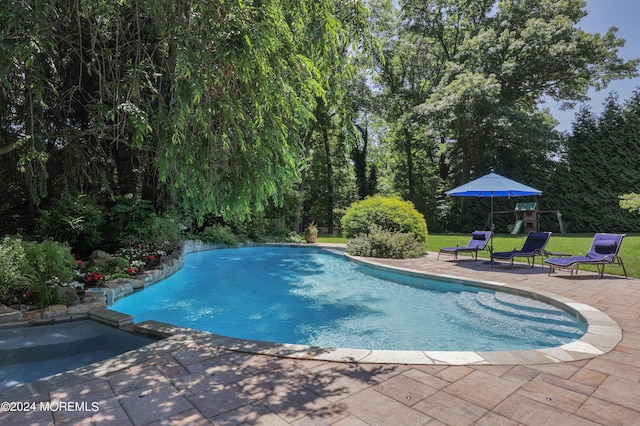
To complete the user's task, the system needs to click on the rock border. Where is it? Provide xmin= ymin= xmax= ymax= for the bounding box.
xmin=0 ymin=240 xmax=221 ymax=325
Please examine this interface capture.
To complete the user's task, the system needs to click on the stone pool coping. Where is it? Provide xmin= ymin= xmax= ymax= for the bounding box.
xmin=101 ymin=242 xmax=621 ymax=367
xmin=341 ymin=252 xmax=621 ymax=365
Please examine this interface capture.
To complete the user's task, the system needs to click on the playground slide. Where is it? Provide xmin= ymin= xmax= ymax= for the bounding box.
xmin=511 ymin=219 xmax=523 ymax=234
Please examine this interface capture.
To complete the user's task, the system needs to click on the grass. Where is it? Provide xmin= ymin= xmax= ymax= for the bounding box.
xmin=317 ymin=233 xmax=639 ymax=279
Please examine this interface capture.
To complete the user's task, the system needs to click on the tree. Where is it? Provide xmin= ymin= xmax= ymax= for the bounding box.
xmin=0 ymin=0 xmax=371 ymax=235
xmin=618 ymin=89 xmax=640 ymax=220
xmin=553 ymin=92 xmax=640 ymax=232
xmin=368 ymin=0 xmax=446 ymax=229
xmin=381 ymin=0 xmax=638 ymax=231
xmin=297 ymin=0 xmax=373 ymax=231
xmin=419 ymin=0 xmax=636 ymax=179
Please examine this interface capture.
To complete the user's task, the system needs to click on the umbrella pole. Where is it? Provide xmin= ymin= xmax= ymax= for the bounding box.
xmin=490 ymin=194 xmax=494 ymax=253
xmin=483 ymin=193 xmax=498 ymax=265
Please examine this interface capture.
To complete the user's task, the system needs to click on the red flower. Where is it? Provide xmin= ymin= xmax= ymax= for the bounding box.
xmin=76 ymin=260 xmax=83 ymax=265
xmin=86 ymin=271 xmax=104 ymax=283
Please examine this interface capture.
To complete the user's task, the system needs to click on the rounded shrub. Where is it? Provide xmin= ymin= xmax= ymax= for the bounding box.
xmin=341 ymin=195 xmax=428 ymax=242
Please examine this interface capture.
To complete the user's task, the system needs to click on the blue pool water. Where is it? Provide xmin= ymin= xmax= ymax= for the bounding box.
xmin=0 ymin=321 xmax=157 ymax=388
xmin=111 ymin=246 xmax=587 ymax=351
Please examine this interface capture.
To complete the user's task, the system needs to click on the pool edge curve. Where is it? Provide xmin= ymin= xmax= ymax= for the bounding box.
xmin=111 ymin=242 xmax=622 ymax=366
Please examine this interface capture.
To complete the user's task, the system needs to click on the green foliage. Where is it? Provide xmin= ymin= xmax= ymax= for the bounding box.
xmin=194 ymin=196 xmax=303 ymax=245
xmin=109 ymin=196 xmax=155 ymax=240
xmin=150 ymin=0 xmax=368 ymax=221
xmin=199 ymin=225 xmax=239 ymax=247
xmin=36 ymin=194 xmax=105 ymax=255
xmin=549 ymin=93 xmax=640 ymax=232
xmin=1 ymin=0 xmax=372 ymax=232
xmin=303 ymin=104 xmax=359 ymax=233
xmin=371 ymin=0 xmax=638 ymax=232
xmin=22 ymin=240 xmax=76 ymax=284
xmin=0 ymin=236 xmax=27 ymax=282
xmin=127 ymin=213 xmax=185 ymax=254
xmin=27 ymin=276 xmax=67 ymax=309
xmin=620 ymin=193 xmax=640 ymax=214
xmin=108 ymin=194 xmax=185 ymax=252
xmin=0 ymin=236 xmax=76 ymax=306
xmin=115 ymin=257 xmax=130 ymax=269
xmin=346 ymin=224 xmax=425 ymax=259
xmin=341 ymin=195 xmax=428 ymax=241
xmin=0 ymin=236 xmax=31 ymax=305
xmin=2 ymin=0 xmax=639 ymax=247
xmin=231 ymin=200 xmax=301 ymax=242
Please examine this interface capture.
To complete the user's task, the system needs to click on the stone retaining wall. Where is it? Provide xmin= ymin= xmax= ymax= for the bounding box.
xmin=0 ymin=289 xmax=108 ymax=325
xmin=103 ymin=240 xmax=224 ymax=305
xmin=0 ymin=240 xmax=221 ymax=325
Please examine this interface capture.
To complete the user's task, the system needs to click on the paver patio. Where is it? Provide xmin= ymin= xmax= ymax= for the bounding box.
xmin=1 ymin=247 xmax=638 ymax=425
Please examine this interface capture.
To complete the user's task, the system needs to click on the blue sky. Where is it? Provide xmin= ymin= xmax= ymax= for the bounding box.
xmin=549 ymin=0 xmax=640 ymax=132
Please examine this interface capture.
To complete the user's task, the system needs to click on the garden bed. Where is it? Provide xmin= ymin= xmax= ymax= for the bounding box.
xmin=0 ymin=240 xmax=223 ymax=325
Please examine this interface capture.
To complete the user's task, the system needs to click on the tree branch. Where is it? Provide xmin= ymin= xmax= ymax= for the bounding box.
xmin=0 ymin=141 xmax=18 ymax=156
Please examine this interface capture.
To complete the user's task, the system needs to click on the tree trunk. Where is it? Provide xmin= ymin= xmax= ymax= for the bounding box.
xmin=403 ymin=128 xmax=415 ymax=201
xmin=322 ymin=126 xmax=334 ymax=234
xmin=352 ymin=124 xmax=369 ymax=199
xmin=298 ymin=126 xmax=316 ymax=232
xmin=114 ymin=143 xmax=139 ymax=196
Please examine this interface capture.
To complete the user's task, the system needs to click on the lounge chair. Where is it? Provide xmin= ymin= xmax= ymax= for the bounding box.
xmin=490 ymin=231 xmax=551 ymax=268
xmin=545 ymin=233 xmax=627 ymax=278
xmin=438 ymin=231 xmax=492 ymax=261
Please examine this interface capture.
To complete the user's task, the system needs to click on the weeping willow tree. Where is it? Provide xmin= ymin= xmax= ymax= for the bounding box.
xmin=0 ymin=0 xmax=369 ymax=228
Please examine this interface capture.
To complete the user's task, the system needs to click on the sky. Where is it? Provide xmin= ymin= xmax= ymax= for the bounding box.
xmin=549 ymin=0 xmax=640 ymax=132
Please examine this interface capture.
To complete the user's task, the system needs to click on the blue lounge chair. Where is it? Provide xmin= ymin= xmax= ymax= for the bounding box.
xmin=491 ymin=231 xmax=552 ymax=268
xmin=438 ymin=231 xmax=492 ymax=261
xmin=545 ymin=233 xmax=627 ymax=278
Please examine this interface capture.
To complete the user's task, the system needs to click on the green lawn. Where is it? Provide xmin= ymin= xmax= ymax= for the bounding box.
xmin=317 ymin=233 xmax=639 ymax=278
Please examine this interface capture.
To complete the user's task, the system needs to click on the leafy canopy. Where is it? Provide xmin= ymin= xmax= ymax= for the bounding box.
xmin=0 ymin=0 xmax=370 ymax=223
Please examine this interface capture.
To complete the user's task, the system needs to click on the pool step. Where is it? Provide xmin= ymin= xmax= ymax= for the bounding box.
xmin=450 ymin=291 xmax=585 ymax=339
xmin=473 ymin=292 xmax=577 ymax=325
xmin=0 ymin=324 xmax=101 ymax=351
xmin=88 ymin=309 xmax=133 ymax=327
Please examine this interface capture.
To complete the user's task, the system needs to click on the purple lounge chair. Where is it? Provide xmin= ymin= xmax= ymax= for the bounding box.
xmin=438 ymin=230 xmax=492 ymax=261
xmin=490 ymin=231 xmax=552 ymax=268
xmin=545 ymin=233 xmax=627 ymax=278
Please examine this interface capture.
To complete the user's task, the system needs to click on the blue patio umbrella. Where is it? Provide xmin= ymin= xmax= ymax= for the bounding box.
xmin=445 ymin=169 xmax=542 ymax=252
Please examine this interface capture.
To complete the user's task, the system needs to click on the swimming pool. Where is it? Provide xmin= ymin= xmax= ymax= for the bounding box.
xmin=111 ymin=246 xmax=587 ymax=352
xmin=0 ymin=320 xmax=157 ymax=388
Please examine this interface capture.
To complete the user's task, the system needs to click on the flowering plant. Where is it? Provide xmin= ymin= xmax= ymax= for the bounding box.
xmin=304 ymin=222 xmax=318 ymax=236
xmin=116 ymin=244 xmax=166 ymax=273
xmin=85 ymin=271 xmax=105 ymax=285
